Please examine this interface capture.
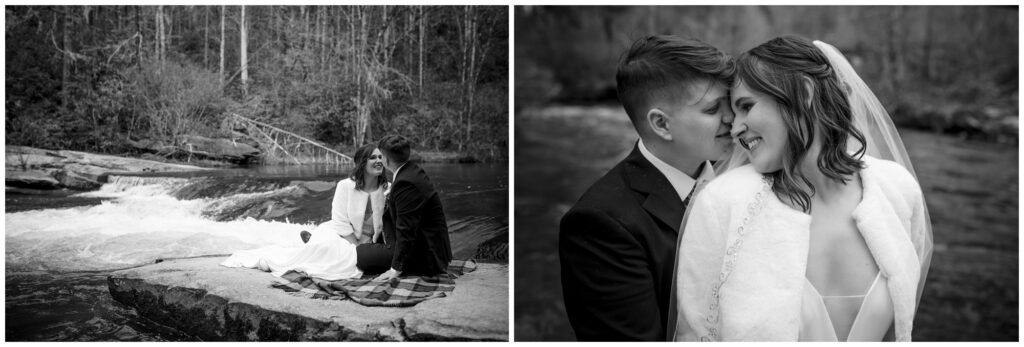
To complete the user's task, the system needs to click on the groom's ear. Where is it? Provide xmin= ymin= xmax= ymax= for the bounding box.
xmin=645 ymin=108 xmax=673 ymax=141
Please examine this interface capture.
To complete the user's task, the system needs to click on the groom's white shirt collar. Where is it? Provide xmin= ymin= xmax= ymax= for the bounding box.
xmin=392 ymin=162 xmax=408 ymax=181
xmin=638 ymin=139 xmax=716 ymax=202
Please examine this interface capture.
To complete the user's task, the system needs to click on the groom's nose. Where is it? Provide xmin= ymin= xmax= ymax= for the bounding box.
xmin=722 ymin=105 xmax=735 ymax=124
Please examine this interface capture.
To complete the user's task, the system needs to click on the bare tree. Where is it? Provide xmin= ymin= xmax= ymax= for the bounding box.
xmin=240 ymin=5 xmax=249 ymax=97
xmin=219 ymin=5 xmax=225 ymax=86
xmin=136 ymin=6 xmax=142 ymax=67
xmin=156 ymin=5 xmax=163 ymax=64
xmin=419 ymin=5 xmax=425 ymax=96
xmin=61 ymin=6 xmax=71 ymax=107
xmin=204 ymin=6 xmax=209 ymax=68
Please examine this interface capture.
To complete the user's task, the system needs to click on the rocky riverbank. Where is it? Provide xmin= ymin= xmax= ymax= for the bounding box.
xmin=5 ymin=146 xmax=209 ymax=191
xmin=5 ymin=145 xmax=488 ymax=192
xmin=107 ymin=256 xmax=508 ymax=341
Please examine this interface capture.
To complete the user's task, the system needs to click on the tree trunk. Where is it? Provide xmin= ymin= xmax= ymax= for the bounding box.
xmin=458 ymin=6 xmax=475 ymax=151
xmin=240 ymin=5 xmax=249 ymax=97
xmin=419 ymin=6 xmax=425 ymax=97
xmin=407 ymin=8 xmax=413 ymax=74
xmin=136 ymin=6 xmax=142 ymax=68
xmin=301 ymin=6 xmax=308 ymax=51
xmin=156 ymin=5 xmax=162 ymax=64
xmin=165 ymin=7 xmax=172 ymax=56
xmin=204 ymin=6 xmax=209 ymax=69
xmin=315 ymin=6 xmax=322 ymax=69
xmin=356 ymin=6 xmax=369 ymax=147
xmin=465 ymin=7 xmax=478 ymax=149
xmin=61 ymin=6 xmax=70 ymax=108
xmin=348 ymin=8 xmax=355 ymax=79
xmin=382 ymin=6 xmax=390 ymax=75
xmin=220 ymin=5 xmax=226 ymax=86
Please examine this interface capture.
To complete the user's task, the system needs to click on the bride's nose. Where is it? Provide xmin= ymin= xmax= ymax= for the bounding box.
xmin=730 ymin=119 xmax=747 ymax=138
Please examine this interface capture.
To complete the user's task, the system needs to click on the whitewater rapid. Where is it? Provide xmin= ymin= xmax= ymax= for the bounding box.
xmin=6 ymin=176 xmax=317 ymax=272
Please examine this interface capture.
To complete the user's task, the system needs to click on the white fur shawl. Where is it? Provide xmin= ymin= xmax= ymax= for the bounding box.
xmin=314 ymin=178 xmax=385 ymax=238
xmin=674 ymin=156 xmax=930 ymax=341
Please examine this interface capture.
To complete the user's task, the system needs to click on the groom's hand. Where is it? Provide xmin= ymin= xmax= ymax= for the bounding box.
xmin=374 ymin=268 xmax=402 ymax=281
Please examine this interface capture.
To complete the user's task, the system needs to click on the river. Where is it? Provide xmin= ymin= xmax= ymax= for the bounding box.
xmin=5 ymin=163 xmax=508 ymax=341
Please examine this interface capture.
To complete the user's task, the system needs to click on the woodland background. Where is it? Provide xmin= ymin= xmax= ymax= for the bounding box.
xmin=516 ymin=6 xmax=1018 ymax=142
xmin=6 ymin=5 xmax=509 ymax=162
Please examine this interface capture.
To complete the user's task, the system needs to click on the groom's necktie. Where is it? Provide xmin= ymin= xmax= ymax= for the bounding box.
xmin=681 ymin=179 xmax=707 ymax=212
xmin=682 ymin=185 xmax=696 ymax=212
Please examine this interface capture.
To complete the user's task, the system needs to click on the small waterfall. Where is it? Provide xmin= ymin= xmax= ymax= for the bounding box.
xmin=202 ymin=185 xmax=315 ymax=222
xmin=80 ymin=175 xmax=191 ymax=198
xmin=11 ymin=175 xmax=330 ymax=272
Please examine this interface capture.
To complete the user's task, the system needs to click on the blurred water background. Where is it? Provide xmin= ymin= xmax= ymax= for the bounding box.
xmin=513 ymin=6 xmax=1017 ymax=341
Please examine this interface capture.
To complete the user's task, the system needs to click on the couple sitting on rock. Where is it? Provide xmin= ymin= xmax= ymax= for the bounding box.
xmin=222 ymin=135 xmax=453 ymax=281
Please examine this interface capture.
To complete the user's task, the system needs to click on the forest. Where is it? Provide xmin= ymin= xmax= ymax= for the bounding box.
xmin=516 ymin=6 xmax=1018 ymax=143
xmin=6 ymin=5 xmax=509 ymax=163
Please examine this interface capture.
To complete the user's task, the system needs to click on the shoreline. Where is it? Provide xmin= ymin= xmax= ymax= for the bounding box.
xmin=5 ymin=145 xmax=506 ymax=192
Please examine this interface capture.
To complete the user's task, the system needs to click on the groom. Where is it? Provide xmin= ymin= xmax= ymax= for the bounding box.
xmin=559 ymin=35 xmax=735 ymax=341
xmin=356 ymin=135 xmax=452 ymax=280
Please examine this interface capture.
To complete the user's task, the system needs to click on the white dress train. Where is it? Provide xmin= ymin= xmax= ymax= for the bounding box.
xmin=220 ymin=223 xmax=362 ymax=280
xmin=220 ymin=178 xmax=384 ymax=281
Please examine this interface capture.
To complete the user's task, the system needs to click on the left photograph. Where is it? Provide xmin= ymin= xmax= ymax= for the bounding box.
xmin=6 ymin=5 xmax=508 ymax=342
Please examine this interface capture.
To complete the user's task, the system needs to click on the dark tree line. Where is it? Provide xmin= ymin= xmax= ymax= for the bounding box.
xmin=516 ymin=6 xmax=1017 ymax=142
xmin=6 ymin=6 xmax=509 ymax=161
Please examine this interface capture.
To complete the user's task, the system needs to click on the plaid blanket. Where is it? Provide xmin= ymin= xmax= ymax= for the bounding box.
xmin=270 ymin=259 xmax=478 ymax=307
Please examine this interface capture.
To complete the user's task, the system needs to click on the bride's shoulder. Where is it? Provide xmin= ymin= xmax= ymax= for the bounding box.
xmin=861 ymin=155 xmax=924 ymax=203
xmin=336 ymin=178 xmax=357 ymax=189
xmin=861 ymin=156 xmax=919 ymax=188
xmin=702 ymin=164 xmax=766 ymax=202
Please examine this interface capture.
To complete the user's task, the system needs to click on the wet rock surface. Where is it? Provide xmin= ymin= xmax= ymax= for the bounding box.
xmin=107 ymin=256 xmax=508 ymax=341
xmin=5 ymin=146 xmax=208 ymax=190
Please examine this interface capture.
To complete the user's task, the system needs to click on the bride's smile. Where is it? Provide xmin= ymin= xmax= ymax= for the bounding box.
xmin=737 ymin=134 xmax=762 ymax=152
xmin=730 ymin=81 xmax=788 ymax=173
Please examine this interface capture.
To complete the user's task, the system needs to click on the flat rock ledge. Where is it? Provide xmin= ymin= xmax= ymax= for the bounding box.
xmin=6 ymin=145 xmax=209 ymax=190
xmin=107 ymin=256 xmax=508 ymax=341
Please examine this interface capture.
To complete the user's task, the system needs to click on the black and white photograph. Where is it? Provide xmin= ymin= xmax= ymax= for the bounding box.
xmin=514 ymin=5 xmax=1017 ymax=341
xmin=6 ymin=5 xmax=508 ymax=341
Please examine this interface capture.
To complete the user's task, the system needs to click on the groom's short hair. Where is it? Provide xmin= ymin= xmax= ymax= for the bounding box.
xmin=616 ymin=35 xmax=735 ymax=130
xmin=378 ymin=135 xmax=412 ymax=164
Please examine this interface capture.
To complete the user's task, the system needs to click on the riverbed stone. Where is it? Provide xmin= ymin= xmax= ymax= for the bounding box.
xmin=178 ymin=135 xmax=261 ymax=164
xmin=5 ymin=169 xmax=60 ymax=189
xmin=107 ymin=256 xmax=507 ymax=341
xmin=5 ymin=146 xmax=209 ymax=190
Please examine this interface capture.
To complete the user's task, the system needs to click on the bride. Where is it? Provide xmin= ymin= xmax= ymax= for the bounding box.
xmin=673 ymin=36 xmax=933 ymax=341
xmin=220 ymin=144 xmax=387 ymax=280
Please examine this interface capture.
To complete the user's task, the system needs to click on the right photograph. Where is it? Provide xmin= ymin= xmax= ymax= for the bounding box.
xmin=514 ymin=5 xmax=1018 ymax=342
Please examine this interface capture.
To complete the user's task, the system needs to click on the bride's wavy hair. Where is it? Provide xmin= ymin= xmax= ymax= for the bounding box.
xmin=350 ymin=143 xmax=388 ymax=192
xmin=735 ymin=36 xmax=866 ymax=212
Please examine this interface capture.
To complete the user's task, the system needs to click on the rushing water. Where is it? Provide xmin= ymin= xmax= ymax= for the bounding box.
xmin=5 ymin=163 xmax=508 ymax=341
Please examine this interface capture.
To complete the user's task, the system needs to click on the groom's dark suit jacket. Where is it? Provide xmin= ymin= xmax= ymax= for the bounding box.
xmin=381 ymin=162 xmax=452 ymax=276
xmin=559 ymin=143 xmax=688 ymax=341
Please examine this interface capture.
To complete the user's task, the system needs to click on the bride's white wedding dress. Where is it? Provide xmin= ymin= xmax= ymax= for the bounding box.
xmin=220 ymin=178 xmax=385 ymax=281
xmin=800 ymin=273 xmax=894 ymax=341
xmin=220 ymin=225 xmax=363 ymax=280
